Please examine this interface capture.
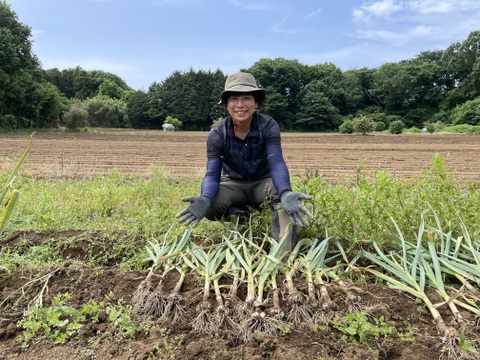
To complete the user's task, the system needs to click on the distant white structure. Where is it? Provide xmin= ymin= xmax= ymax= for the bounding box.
xmin=162 ymin=123 xmax=175 ymax=131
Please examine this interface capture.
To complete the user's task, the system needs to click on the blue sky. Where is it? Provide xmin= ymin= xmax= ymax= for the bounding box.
xmin=6 ymin=0 xmax=480 ymax=90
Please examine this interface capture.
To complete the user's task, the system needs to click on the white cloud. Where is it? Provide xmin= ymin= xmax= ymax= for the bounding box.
xmin=355 ymin=29 xmax=402 ymax=41
xmin=304 ymin=8 xmax=323 ymax=21
xmin=409 ymin=1 xmax=454 ymax=13
xmin=157 ymin=0 xmax=204 ymax=4
xmin=360 ymin=0 xmax=403 ymax=17
xmin=350 ymin=0 xmax=480 ymax=48
xmin=408 ymin=0 xmax=480 ymax=14
xmin=409 ymin=24 xmax=435 ymax=37
xmin=352 ymin=8 xmax=370 ymax=23
xmin=353 ymin=25 xmax=437 ymax=43
xmin=271 ymin=18 xmax=306 ymax=34
xmin=352 ymin=0 xmax=403 ymax=24
xmin=229 ymin=0 xmax=273 ymax=11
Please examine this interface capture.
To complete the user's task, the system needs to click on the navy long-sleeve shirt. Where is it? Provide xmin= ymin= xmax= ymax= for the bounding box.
xmin=200 ymin=112 xmax=291 ymax=201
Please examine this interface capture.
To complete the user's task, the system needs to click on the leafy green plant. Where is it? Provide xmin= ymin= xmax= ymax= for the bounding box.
xmin=458 ymin=330 xmax=480 ymax=357
xmin=352 ymin=115 xmax=375 ymax=135
xmin=339 ymin=119 xmax=354 ymax=133
xmin=398 ymin=323 xmax=417 ymax=342
xmin=17 ymin=292 xmax=142 ymax=349
xmin=331 ymin=312 xmax=394 ymax=343
xmin=148 ymin=329 xmax=186 ymax=359
xmin=164 ymin=115 xmax=182 ymax=129
xmin=389 ymin=119 xmax=405 ymax=134
xmin=0 ymin=245 xmax=62 ymax=276
xmin=63 ymin=103 xmax=89 ymax=131
xmin=18 ymin=293 xmax=81 ymax=348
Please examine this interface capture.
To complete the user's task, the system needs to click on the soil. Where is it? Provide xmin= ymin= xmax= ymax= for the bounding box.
xmin=1 ymin=129 xmax=480 ymax=181
xmin=1 ymin=130 xmax=480 ymax=359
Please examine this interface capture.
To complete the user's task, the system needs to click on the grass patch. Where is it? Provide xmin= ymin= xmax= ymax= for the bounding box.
xmin=1 ymin=154 xmax=479 ymax=262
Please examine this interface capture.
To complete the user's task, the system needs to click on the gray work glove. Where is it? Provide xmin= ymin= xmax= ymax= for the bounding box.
xmin=280 ymin=191 xmax=314 ymax=226
xmin=176 ymin=196 xmax=212 ymax=227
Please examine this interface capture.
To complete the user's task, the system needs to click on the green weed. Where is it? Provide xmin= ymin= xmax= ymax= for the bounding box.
xmin=17 ymin=292 xmax=143 ymax=350
xmin=147 ymin=329 xmax=186 ymax=359
xmin=331 ymin=312 xmax=394 ymax=343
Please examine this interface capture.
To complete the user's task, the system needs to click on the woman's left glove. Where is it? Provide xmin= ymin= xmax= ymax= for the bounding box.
xmin=280 ymin=191 xmax=314 ymax=226
xmin=176 ymin=196 xmax=212 ymax=227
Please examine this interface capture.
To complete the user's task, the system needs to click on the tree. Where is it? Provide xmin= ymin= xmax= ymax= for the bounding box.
xmin=370 ymin=60 xmax=444 ymax=128
xmin=0 ymin=2 xmax=38 ymax=74
xmin=339 ymin=119 xmax=354 ymax=133
xmin=261 ymin=86 xmax=289 ymax=129
xmin=44 ymin=67 xmax=132 ymax=100
xmin=249 ymin=58 xmax=305 ymax=129
xmin=98 ymin=79 xmax=124 ymax=99
xmin=343 ymin=68 xmax=383 ymax=112
xmin=1 ymin=2 xmax=66 ymax=128
xmin=126 ymin=90 xmax=151 ymax=129
xmin=63 ymin=103 xmax=89 ymax=131
xmin=352 ymin=115 xmax=374 ymax=135
xmin=440 ymin=30 xmax=480 ymax=105
xmin=144 ymin=69 xmax=225 ymax=131
xmin=451 ymin=97 xmax=480 ymax=125
xmin=295 ymin=80 xmax=342 ymax=131
xmin=83 ymin=96 xmax=127 ymax=128
xmin=44 ymin=68 xmax=76 ymax=98
xmin=33 ymin=82 xmax=68 ymax=128
xmin=303 ymin=62 xmax=349 ymax=115
xmin=389 ymin=120 xmax=405 ymax=134
xmin=164 ymin=115 xmax=182 ymax=129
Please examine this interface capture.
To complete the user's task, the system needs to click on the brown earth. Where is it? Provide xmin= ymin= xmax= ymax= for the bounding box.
xmin=1 ymin=130 xmax=480 ymax=360
xmin=1 ymin=129 xmax=480 ymax=181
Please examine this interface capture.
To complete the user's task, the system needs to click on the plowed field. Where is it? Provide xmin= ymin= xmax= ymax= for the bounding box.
xmin=2 ymin=130 xmax=480 ymax=181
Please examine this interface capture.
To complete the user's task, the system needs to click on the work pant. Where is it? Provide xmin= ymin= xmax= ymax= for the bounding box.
xmin=204 ymin=177 xmax=296 ymax=251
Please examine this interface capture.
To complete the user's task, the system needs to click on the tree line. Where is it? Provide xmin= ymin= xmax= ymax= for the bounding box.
xmin=1 ymin=1 xmax=480 ymax=133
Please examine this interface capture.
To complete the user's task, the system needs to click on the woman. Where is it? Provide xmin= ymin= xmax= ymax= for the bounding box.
xmin=176 ymin=72 xmax=313 ymax=251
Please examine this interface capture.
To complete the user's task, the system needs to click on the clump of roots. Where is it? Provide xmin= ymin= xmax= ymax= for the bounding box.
xmin=223 ymin=293 xmax=244 ymax=320
xmin=131 ymin=278 xmax=155 ymax=314
xmin=333 ymin=280 xmax=363 ymax=313
xmin=160 ymin=293 xmax=186 ymax=323
xmin=191 ymin=302 xmax=216 ymax=334
xmin=237 ymin=307 xmax=288 ymax=343
xmin=285 ymin=289 xmax=315 ymax=324
xmin=214 ymin=304 xmax=239 ymax=333
xmin=142 ymin=282 xmax=167 ymax=317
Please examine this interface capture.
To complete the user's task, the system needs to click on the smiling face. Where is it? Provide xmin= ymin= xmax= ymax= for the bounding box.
xmin=226 ymin=93 xmax=258 ymax=130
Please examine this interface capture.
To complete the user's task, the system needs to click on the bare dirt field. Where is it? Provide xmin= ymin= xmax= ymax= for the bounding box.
xmin=1 ymin=129 xmax=480 ymax=181
xmin=1 ymin=130 xmax=480 ymax=360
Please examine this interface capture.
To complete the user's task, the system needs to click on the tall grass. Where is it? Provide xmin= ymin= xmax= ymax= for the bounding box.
xmin=298 ymin=154 xmax=480 ymax=251
xmin=1 ymin=153 xmax=479 ymax=260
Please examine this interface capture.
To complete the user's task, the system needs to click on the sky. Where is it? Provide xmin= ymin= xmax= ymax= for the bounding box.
xmin=5 ymin=0 xmax=480 ymax=90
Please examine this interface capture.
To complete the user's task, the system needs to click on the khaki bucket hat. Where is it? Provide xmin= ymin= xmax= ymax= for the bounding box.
xmin=219 ymin=72 xmax=266 ymax=105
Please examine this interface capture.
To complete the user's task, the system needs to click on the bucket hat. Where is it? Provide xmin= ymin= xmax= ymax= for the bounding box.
xmin=219 ymin=72 xmax=266 ymax=105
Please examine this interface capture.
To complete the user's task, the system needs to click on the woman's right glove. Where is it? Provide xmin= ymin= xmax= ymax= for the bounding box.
xmin=176 ymin=196 xmax=212 ymax=227
xmin=280 ymin=191 xmax=314 ymax=226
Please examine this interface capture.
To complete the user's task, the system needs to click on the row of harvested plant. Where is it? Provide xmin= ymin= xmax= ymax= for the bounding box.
xmin=131 ymin=213 xmax=480 ymax=357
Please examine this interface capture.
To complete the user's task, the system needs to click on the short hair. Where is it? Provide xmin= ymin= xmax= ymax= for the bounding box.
xmin=224 ymin=91 xmax=265 ymax=107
